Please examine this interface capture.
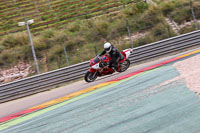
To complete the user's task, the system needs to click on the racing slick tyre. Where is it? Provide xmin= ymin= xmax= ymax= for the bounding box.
xmin=117 ymin=59 xmax=130 ymax=72
xmin=84 ymin=71 xmax=98 ymax=82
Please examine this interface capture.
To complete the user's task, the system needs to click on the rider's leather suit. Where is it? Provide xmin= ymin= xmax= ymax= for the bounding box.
xmin=99 ymin=45 xmax=123 ymax=70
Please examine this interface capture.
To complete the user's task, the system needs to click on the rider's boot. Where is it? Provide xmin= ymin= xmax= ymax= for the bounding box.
xmin=111 ymin=64 xmax=119 ymax=72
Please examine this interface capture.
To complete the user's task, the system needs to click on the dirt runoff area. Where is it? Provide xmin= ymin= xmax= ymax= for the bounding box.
xmin=174 ymin=54 xmax=200 ymax=93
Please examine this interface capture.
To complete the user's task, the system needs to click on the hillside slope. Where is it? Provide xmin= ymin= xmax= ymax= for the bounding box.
xmin=0 ymin=0 xmax=133 ymax=36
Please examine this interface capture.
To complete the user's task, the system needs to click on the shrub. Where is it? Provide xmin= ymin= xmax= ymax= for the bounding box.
xmin=0 ymin=50 xmax=16 ymax=65
xmin=66 ymin=21 xmax=81 ymax=32
xmin=160 ymin=1 xmax=176 ymax=15
xmin=0 ymin=44 xmax=5 ymax=53
xmin=87 ymin=18 xmax=109 ymax=41
xmin=21 ymin=45 xmax=33 ymax=61
xmin=179 ymin=23 xmax=199 ymax=34
xmin=193 ymin=0 xmax=200 ymax=19
xmin=160 ymin=0 xmax=200 ymax=24
xmin=33 ymin=37 xmax=48 ymax=51
xmin=135 ymin=35 xmax=154 ymax=46
xmin=122 ymin=1 xmax=148 ymax=18
xmin=49 ymin=45 xmax=63 ymax=61
xmin=63 ymin=35 xmax=86 ymax=50
xmin=134 ymin=6 xmax=164 ymax=31
xmin=134 ymin=1 xmax=148 ymax=13
xmin=107 ymin=19 xmax=127 ymax=40
xmin=170 ymin=7 xmax=191 ymax=24
xmin=0 ymin=57 xmax=4 ymax=67
xmin=41 ymin=29 xmax=55 ymax=38
xmin=123 ymin=7 xmax=134 ymax=17
xmin=1 ymin=32 xmax=29 ymax=48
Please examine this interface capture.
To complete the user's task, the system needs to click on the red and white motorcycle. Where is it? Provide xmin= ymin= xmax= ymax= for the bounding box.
xmin=84 ymin=48 xmax=132 ymax=82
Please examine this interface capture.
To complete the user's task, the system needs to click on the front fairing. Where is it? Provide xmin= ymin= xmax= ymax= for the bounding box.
xmin=91 ymin=63 xmax=100 ymax=69
xmin=90 ymin=55 xmax=111 ymax=70
xmin=90 ymin=56 xmax=100 ymax=66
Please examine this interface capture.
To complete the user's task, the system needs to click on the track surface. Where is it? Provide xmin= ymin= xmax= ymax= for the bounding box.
xmin=0 ymin=48 xmax=199 ymax=118
xmin=0 ymin=48 xmax=200 ymax=133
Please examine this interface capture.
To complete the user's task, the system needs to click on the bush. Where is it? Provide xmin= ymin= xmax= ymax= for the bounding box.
xmin=21 ymin=45 xmax=33 ymax=61
xmin=41 ymin=29 xmax=55 ymax=38
xmin=160 ymin=0 xmax=200 ymax=24
xmin=86 ymin=18 xmax=109 ymax=41
xmin=160 ymin=1 xmax=176 ymax=15
xmin=135 ymin=35 xmax=154 ymax=46
xmin=1 ymin=32 xmax=29 ymax=48
xmin=134 ymin=6 xmax=164 ymax=31
xmin=122 ymin=1 xmax=148 ymax=18
xmin=151 ymin=23 xmax=171 ymax=40
xmin=49 ymin=45 xmax=63 ymax=61
xmin=0 ymin=50 xmax=16 ymax=65
xmin=134 ymin=1 xmax=149 ymax=13
xmin=179 ymin=23 xmax=199 ymax=34
xmin=107 ymin=19 xmax=127 ymax=40
xmin=193 ymin=1 xmax=200 ymax=20
xmin=63 ymin=35 xmax=86 ymax=50
xmin=33 ymin=37 xmax=49 ymax=51
xmin=170 ymin=7 xmax=191 ymax=24
xmin=0 ymin=57 xmax=4 ymax=67
xmin=0 ymin=44 xmax=5 ymax=53
xmin=66 ymin=21 xmax=81 ymax=32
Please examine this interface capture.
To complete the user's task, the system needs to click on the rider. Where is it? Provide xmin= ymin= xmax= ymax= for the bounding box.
xmin=99 ymin=42 xmax=124 ymax=71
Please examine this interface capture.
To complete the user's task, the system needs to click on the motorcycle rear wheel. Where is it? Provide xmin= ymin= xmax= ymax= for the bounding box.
xmin=85 ymin=71 xmax=98 ymax=82
xmin=117 ymin=59 xmax=130 ymax=72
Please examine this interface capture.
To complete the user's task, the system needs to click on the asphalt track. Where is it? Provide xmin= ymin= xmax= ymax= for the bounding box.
xmin=0 ymin=48 xmax=200 ymax=133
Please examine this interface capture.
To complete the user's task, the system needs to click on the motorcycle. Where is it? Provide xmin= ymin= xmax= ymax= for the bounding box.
xmin=84 ymin=48 xmax=132 ymax=82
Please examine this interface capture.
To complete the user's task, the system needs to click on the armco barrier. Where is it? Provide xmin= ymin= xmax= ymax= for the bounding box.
xmin=0 ymin=30 xmax=200 ymax=103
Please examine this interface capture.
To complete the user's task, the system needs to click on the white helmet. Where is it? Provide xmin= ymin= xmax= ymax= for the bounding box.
xmin=104 ymin=42 xmax=112 ymax=53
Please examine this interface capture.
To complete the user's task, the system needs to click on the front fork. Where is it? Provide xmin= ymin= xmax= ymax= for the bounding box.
xmin=89 ymin=68 xmax=98 ymax=77
xmin=92 ymin=71 xmax=98 ymax=78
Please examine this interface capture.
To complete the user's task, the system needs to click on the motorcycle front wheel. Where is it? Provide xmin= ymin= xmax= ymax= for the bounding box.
xmin=84 ymin=71 xmax=98 ymax=82
xmin=117 ymin=59 xmax=130 ymax=72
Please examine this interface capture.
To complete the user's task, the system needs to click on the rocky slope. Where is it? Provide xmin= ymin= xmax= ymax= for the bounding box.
xmin=0 ymin=62 xmax=33 ymax=84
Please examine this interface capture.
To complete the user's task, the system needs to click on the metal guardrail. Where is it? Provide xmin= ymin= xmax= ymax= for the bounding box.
xmin=0 ymin=30 xmax=200 ymax=103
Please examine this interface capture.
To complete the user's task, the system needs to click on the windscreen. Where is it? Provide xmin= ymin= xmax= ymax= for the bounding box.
xmin=93 ymin=56 xmax=100 ymax=63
